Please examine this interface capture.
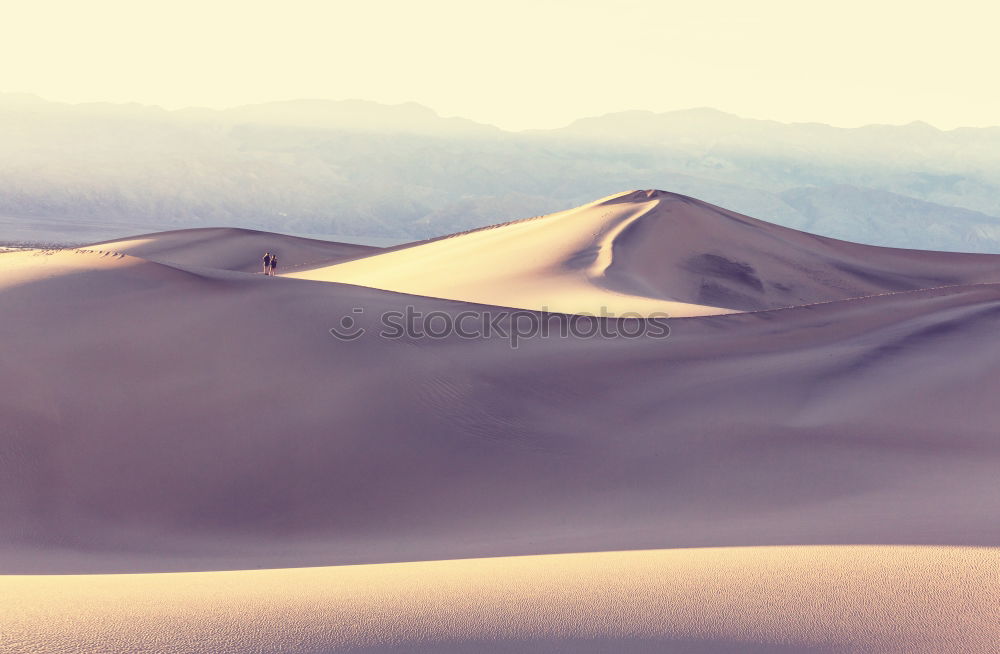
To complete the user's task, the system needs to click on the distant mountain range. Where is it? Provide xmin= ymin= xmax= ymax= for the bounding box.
xmin=2 ymin=93 xmax=1000 ymax=252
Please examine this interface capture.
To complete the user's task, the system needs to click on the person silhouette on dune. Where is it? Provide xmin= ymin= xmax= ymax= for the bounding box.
xmin=270 ymin=254 xmax=278 ymax=275
xmin=262 ymin=251 xmax=272 ymax=276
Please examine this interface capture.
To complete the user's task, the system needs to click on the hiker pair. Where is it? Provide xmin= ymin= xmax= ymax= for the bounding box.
xmin=263 ymin=252 xmax=279 ymax=276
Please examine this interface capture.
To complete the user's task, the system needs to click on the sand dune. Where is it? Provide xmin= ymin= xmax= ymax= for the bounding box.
xmin=2 ymin=190 xmax=999 ymax=652
xmin=93 ymin=226 xmax=380 ymax=273
xmin=287 ymin=189 xmax=1000 ymax=316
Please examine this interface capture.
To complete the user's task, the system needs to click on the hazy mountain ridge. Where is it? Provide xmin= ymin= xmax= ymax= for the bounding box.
xmin=2 ymin=94 xmax=1000 ymax=251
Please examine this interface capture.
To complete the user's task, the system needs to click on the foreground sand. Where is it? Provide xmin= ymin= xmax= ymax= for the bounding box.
xmin=3 ymin=546 xmax=997 ymax=653
xmin=2 ymin=190 xmax=999 ymax=652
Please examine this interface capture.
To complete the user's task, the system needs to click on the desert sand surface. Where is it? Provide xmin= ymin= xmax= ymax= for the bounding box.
xmin=1 ymin=190 xmax=999 ymax=652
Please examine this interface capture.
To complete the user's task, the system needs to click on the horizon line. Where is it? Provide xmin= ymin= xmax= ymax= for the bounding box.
xmin=2 ymin=91 xmax=998 ymax=134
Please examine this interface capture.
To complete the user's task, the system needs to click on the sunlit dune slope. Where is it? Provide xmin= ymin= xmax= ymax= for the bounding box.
xmin=286 ymin=189 xmax=1000 ymax=316
xmin=2 ymin=546 xmax=997 ymax=654
xmin=92 ymin=226 xmax=380 ymax=273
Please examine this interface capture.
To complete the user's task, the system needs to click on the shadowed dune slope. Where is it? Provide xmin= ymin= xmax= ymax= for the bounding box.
xmin=91 ymin=227 xmax=381 ymax=273
xmin=287 ymin=189 xmax=1000 ymax=315
xmin=1 ymin=247 xmax=999 ymax=574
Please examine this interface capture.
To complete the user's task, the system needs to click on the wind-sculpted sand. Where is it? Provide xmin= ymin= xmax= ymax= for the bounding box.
xmin=1 ymin=191 xmax=998 ymax=652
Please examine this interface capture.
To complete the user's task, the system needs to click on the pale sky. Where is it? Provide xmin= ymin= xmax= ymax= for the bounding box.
xmin=2 ymin=0 xmax=998 ymax=130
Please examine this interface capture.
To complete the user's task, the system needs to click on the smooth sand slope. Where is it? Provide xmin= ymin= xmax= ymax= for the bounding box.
xmin=2 ymin=191 xmax=999 ymax=652
xmin=287 ymin=189 xmax=1000 ymax=316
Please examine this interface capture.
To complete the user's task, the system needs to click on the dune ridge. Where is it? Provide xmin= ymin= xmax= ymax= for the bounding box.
xmin=93 ymin=226 xmax=382 ymax=273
